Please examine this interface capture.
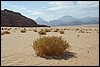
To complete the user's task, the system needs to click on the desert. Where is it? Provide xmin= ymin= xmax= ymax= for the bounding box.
xmin=1 ymin=25 xmax=99 ymax=66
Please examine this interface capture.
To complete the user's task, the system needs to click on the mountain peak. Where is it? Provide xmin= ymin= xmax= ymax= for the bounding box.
xmin=35 ymin=17 xmax=49 ymax=25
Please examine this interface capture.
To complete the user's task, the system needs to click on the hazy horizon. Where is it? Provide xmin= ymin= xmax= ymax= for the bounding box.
xmin=1 ymin=1 xmax=99 ymax=22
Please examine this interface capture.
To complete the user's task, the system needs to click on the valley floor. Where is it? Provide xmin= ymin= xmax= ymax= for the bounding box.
xmin=1 ymin=25 xmax=99 ymax=66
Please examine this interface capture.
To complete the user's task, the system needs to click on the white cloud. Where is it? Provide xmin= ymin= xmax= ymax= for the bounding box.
xmin=77 ymin=1 xmax=99 ymax=8
xmin=47 ymin=1 xmax=99 ymax=11
xmin=47 ymin=1 xmax=73 ymax=11
xmin=30 ymin=11 xmax=43 ymax=15
xmin=27 ymin=10 xmax=32 ymax=12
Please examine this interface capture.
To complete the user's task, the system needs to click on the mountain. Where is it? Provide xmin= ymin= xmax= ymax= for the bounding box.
xmin=1 ymin=9 xmax=50 ymax=27
xmin=78 ymin=16 xmax=99 ymax=24
xmin=49 ymin=15 xmax=99 ymax=26
xmin=35 ymin=17 xmax=49 ymax=25
xmin=49 ymin=15 xmax=77 ymax=26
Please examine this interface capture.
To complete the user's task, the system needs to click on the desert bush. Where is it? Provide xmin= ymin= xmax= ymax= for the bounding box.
xmin=33 ymin=29 xmax=37 ymax=32
xmin=32 ymin=36 xmax=69 ymax=57
xmin=3 ymin=31 xmax=10 ymax=34
xmin=77 ymin=35 xmax=79 ymax=37
xmin=80 ymin=30 xmax=85 ymax=33
xmin=1 ymin=31 xmax=4 ymax=35
xmin=53 ymin=28 xmax=59 ymax=32
xmin=59 ymin=30 xmax=64 ymax=34
xmin=64 ymin=28 xmax=67 ymax=30
xmin=38 ymin=30 xmax=46 ymax=35
xmin=45 ymin=28 xmax=51 ymax=32
xmin=20 ymin=30 xmax=26 ymax=33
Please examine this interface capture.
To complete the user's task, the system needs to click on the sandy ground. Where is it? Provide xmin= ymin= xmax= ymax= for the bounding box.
xmin=1 ymin=25 xmax=99 ymax=66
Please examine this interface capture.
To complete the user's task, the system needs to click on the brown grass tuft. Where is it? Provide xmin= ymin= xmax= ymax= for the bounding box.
xmin=45 ymin=28 xmax=51 ymax=32
xmin=38 ymin=30 xmax=46 ymax=35
xmin=33 ymin=29 xmax=37 ymax=32
xmin=53 ymin=28 xmax=59 ymax=32
xmin=20 ymin=30 xmax=26 ymax=33
xmin=32 ymin=36 xmax=69 ymax=57
xmin=2 ymin=31 xmax=10 ymax=34
xmin=59 ymin=30 xmax=64 ymax=34
xmin=1 ymin=31 xmax=4 ymax=35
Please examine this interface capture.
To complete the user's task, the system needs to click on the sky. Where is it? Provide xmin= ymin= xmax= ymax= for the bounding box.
xmin=1 ymin=1 xmax=99 ymax=21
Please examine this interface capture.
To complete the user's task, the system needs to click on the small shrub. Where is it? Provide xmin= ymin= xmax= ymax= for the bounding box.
xmin=20 ymin=30 xmax=26 ymax=33
xmin=3 ymin=31 xmax=10 ymax=34
xmin=53 ymin=28 xmax=59 ymax=32
xmin=32 ymin=36 xmax=69 ymax=57
xmin=77 ymin=35 xmax=79 ymax=37
xmin=33 ymin=29 xmax=37 ymax=32
xmin=59 ymin=30 xmax=64 ymax=34
xmin=38 ymin=30 xmax=46 ymax=35
xmin=45 ymin=28 xmax=51 ymax=32
xmin=80 ymin=30 xmax=85 ymax=33
xmin=1 ymin=31 xmax=4 ymax=35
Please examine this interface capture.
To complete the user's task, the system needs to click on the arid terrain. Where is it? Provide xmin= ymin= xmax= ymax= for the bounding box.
xmin=1 ymin=25 xmax=99 ymax=66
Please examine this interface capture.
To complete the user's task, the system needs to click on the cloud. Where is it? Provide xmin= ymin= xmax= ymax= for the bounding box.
xmin=46 ymin=1 xmax=99 ymax=11
xmin=77 ymin=1 xmax=99 ymax=8
xmin=47 ymin=1 xmax=73 ymax=11
xmin=30 ymin=11 xmax=43 ymax=15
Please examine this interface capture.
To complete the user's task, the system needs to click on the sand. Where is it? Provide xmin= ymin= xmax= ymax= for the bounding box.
xmin=1 ymin=25 xmax=99 ymax=66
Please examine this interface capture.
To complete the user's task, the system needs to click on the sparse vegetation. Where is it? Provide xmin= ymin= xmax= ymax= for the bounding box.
xmin=2 ymin=31 xmax=10 ymax=34
xmin=77 ymin=35 xmax=79 ymax=37
xmin=1 ymin=31 xmax=4 ymax=35
xmin=53 ymin=28 xmax=59 ymax=32
xmin=45 ymin=28 xmax=51 ymax=32
xmin=38 ymin=30 xmax=46 ymax=35
xmin=59 ymin=30 xmax=64 ymax=34
xmin=33 ymin=29 xmax=37 ymax=32
xmin=20 ymin=29 xmax=26 ymax=33
xmin=32 ymin=36 xmax=69 ymax=57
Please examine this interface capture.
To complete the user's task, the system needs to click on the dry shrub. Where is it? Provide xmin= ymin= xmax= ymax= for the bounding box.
xmin=33 ymin=29 xmax=37 ymax=32
xmin=3 ymin=31 xmax=10 ymax=34
xmin=32 ymin=36 xmax=69 ymax=57
xmin=53 ymin=28 xmax=59 ymax=32
xmin=59 ymin=30 xmax=64 ymax=34
xmin=45 ymin=28 xmax=51 ymax=32
xmin=38 ymin=30 xmax=46 ymax=35
xmin=77 ymin=35 xmax=79 ymax=37
xmin=66 ymin=28 xmax=70 ymax=30
xmin=1 ymin=31 xmax=4 ymax=35
xmin=20 ymin=30 xmax=26 ymax=33
xmin=80 ymin=30 xmax=85 ymax=33
xmin=64 ymin=28 xmax=67 ymax=30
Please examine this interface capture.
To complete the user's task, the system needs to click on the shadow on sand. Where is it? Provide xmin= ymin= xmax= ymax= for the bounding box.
xmin=40 ymin=51 xmax=77 ymax=60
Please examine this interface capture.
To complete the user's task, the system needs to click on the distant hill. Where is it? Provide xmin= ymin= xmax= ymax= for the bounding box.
xmin=49 ymin=15 xmax=99 ymax=26
xmin=35 ymin=17 xmax=49 ymax=25
xmin=1 ymin=9 xmax=50 ymax=27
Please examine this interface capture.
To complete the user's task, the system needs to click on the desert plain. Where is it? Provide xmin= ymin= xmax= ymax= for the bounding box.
xmin=1 ymin=25 xmax=99 ymax=66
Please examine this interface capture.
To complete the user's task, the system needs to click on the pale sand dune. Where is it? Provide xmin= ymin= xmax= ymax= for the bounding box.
xmin=1 ymin=26 xmax=99 ymax=66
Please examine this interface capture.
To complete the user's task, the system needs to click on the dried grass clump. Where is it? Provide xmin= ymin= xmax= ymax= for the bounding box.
xmin=3 ymin=31 xmax=10 ymax=34
xmin=33 ymin=29 xmax=37 ymax=32
xmin=1 ymin=31 xmax=4 ymax=35
xmin=59 ymin=30 xmax=64 ymax=34
xmin=53 ymin=28 xmax=59 ymax=32
xmin=20 ymin=30 xmax=26 ymax=33
xmin=32 ymin=36 xmax=69 ymax=57
xmin=38 ymin=30 xmax=46 ymax=35
xmin=45 ymin=28 xmax=51 ymax=32
xmin=80 ymin=30 xmax=85 ymax=33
